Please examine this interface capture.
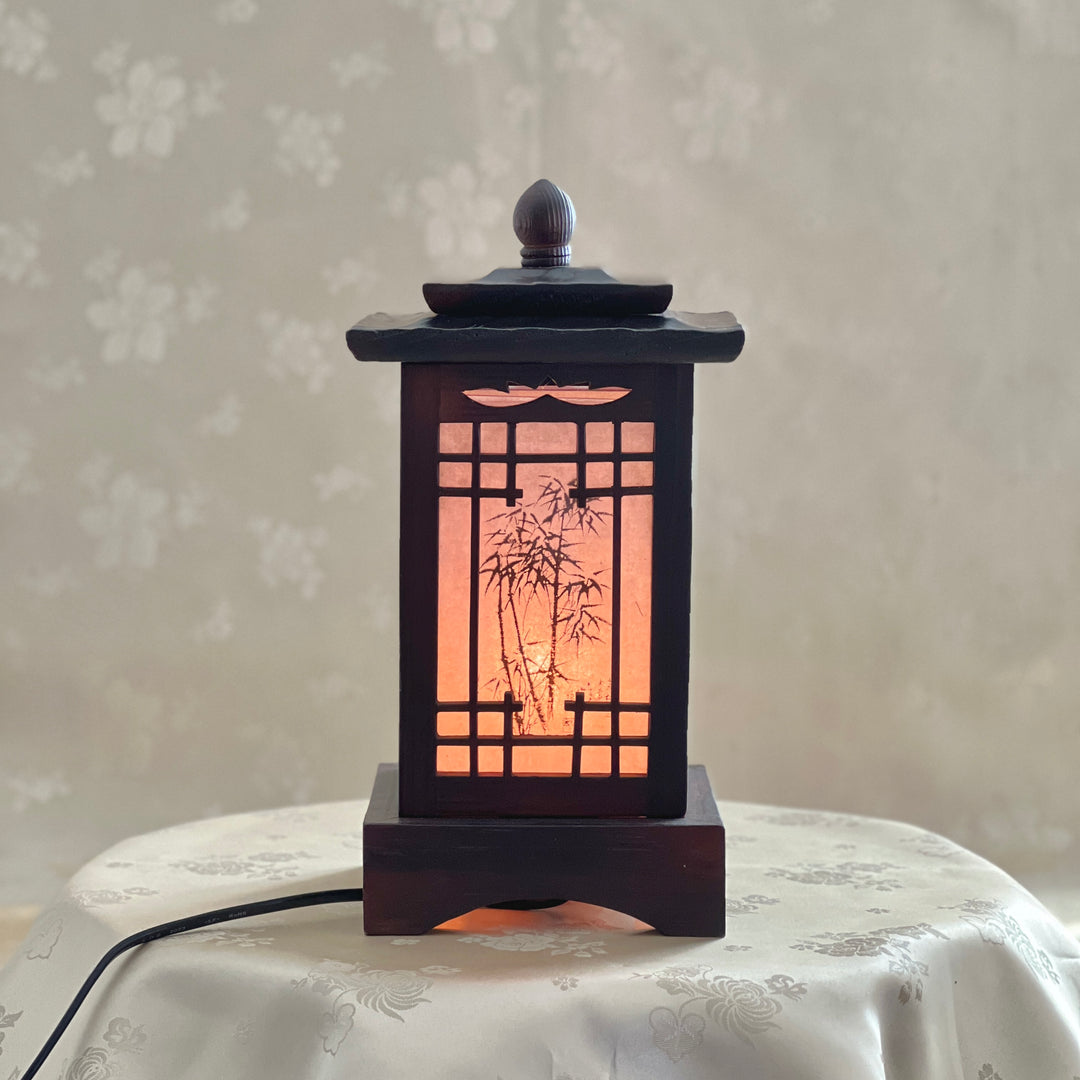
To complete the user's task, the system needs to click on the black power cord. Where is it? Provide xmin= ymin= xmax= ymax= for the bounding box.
xmin=19 ymin=886 xmax=365 ymax=1080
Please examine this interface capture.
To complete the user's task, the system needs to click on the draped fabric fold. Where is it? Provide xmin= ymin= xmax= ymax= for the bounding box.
xmin=1 ymin=799 xmax=1077 ymax=1079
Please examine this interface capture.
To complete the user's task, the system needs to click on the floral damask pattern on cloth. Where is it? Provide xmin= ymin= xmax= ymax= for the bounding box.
xmin=792 ymin=922 xmax=949 ymax=1004
xmin=641 ymin=966 xmax=808 ymax=1060
xmin=63 ymin=1016 xmax=147 ymax=1080
xmin=0 ymin=800 xmax=1078 ymax=1078
xmin=766 ymin=861 xmax=905 ymax=892
xmin=941 ymin=899 xmax=1062 ymax=984
xmin=23 ymin=915 xmax=62 ymax=960
xmin=726 ymin=893 xmax=781 ymax=916
xmin=0 ymin=1005 xmax=23 ymax=1061
xmin=169 ymin=849 xmax=318 ymax=881
xmin=293 ymin=961 xmax=447 ymax=1054
xmin=456 ymin=930 xmax=607 ymax=958
xmin=70 ymin=886 xmax=158 ymax=909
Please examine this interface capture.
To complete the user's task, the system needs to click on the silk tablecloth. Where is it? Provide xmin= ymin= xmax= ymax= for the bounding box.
xmin=1 ymin=798 xmax=1078 ymax=1079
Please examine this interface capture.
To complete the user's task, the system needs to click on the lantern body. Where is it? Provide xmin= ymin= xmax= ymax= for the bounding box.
xmin=349 ymin=178 xmax=742 ymax=935
xmin=399 ymin=360 xmax=692 ymax=818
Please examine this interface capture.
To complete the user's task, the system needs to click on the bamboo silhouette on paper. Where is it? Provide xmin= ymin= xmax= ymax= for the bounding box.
xmin=480 ymin=476 xmax=610 ymax=734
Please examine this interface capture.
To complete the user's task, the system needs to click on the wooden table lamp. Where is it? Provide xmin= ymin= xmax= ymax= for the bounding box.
xmin=348 ymin=179 xmax=744 ymax=935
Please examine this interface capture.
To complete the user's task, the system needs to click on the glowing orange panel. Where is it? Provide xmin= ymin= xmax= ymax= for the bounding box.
xmin=440 ymin=423 xmax=471 ymax=453
xmin=622 ymin=422 xmax=654 ymax=453
xmin=516 ymin=422 xmax=576 ymax=454
xmin=435 ymin=417 xmax=656 ymax=786
xmin=620 ymin=711 xmax=650 ymax=737
xmin=586 ymin=461 xmax=613 ymax=487
xmin=480 ymin=423 xmax=506 ymax=453
xmin=580 ymin=746 xmax=611 ymax=776
xmin=478 ymin=467 xmax=612 ymax=737
xmin=436 ymin=712 xmax=469 ymax=736
xmin=582 ymin=711 xmax=611 ymax=737
xmin=477 ymin=712 xmax=503 ymax=737
xmin=477 ymin=746 xmax=503 ymax=775
xmin=436 ymin=745 xmax=470 ymax=775
xmin=512 ymin=745 xmax=573 ymax=775
xmin=620 ymin=494 xmax=652 ymax=703
xmin=437 ymin=496 xmax=470 ymax=702
xmin=622 ymin=460 xmax=653 ymax=487
xmin=586 ymin=422 xmax=614 ymax=453
xmin=479 ymin=462 xmax=506 ymax=487
xmin=439 ymin=461 xmax=471 ymax=487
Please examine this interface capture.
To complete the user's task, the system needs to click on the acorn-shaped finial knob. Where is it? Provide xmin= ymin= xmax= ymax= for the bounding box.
xmin=513 ymin=179 xmax=575 ymax=268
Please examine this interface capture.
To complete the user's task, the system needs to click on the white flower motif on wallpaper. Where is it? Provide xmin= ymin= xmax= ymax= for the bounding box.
xmin=313 ymin=463 xmax=372 ymax=502
xmin=192 ymin=598 xmax=235 ymax=643
xmin=208 ymin=187 xmax=251 ymax=232
xmin=215 ymin=0 xmax=258 ymax=25
xmin=20 ymin=564 xmax=78 ymax=597
xmin=34 ymin=147 xmax=94 ymax=191
xmin=78 ymin=464 xmax=171 ymax=571
xmin=25 ymin=354 xmax=86 ymax=392
xmin=199 ymin=393 xmax=244 ymax=437
xmin=265 ymin=105 xmax=343 ymax=187
xmin=555 ymin=0 xmax=626 ymax=80
xmin=5 ymin=768 xmax=70 ymax=813
xmin=184 ymin=278 xmax=218 ymax=323
xmin=322 ymin=254 xmax=378 ymax=296
xmin=395 ymin=0 xmax=515 ymax=63
xmin=84 ymin=254 xmax=175 ymax=364
xmin=673 ymin=60 xmax=765 ymax=164
xmin=249 ymin=516 xmax=327 ymax=599
xmin=0 ymin=1 xmax=55 ymax=80
xmin=258 ymin=309 xmax=335 ymax=393
xmin=0 ymin=425 xmax=38 ymax=494
xmin=93 ymin=42 xmax=223 ymax=164
xmin=331 ymin=45 xmax=391 ymax=90
xmin=804 ymin=0 xmax=837 ymax=24
xmin=0 ymin=219 xmax=47 ymax=286
xmin=504 ymin=83 xmax=540 ymax=125
xmin=84 ymin=251 xmax=215 ymax=366
xmin=988 ymin=0 xmax=1080 ymax=56
xmin=307 ymin=671 xmax=366 ymax=707
xmin=396 ymin=150 xmax=509 ymax=264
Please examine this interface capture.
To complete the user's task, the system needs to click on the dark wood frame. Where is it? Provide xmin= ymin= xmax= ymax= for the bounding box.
xmin=363 ymin=762 xmax=725 ymax=936
xmin=399 ymin=362 xmax=693 ymax=819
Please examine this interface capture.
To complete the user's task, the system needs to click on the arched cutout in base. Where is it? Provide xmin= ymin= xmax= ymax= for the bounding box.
xmin=436 ymin=900 xmax=654 ymax=934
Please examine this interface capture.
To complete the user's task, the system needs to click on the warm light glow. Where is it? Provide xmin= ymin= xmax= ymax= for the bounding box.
xmin=435 ymin=419 xmax=654 ymax=779
xmin=434 ymin=901 xmax=653 ymax=934
xmin=463 ymin=384 xmax=631 ymax=407
xmin=437 ymin=498 xmax=470 ymax=702
xmin=580 ymin=746 xmax=611 ymax=775
xmin=620 ymin=495 xmax=652 ymax=704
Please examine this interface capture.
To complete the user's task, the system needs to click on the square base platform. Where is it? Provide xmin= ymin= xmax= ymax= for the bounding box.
xmin=362 ymin=762 xmax=725 ymax=936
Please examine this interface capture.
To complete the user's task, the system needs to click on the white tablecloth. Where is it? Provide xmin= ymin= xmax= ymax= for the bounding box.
xmin=1 ymin=798 xmax=1078 ymax=1079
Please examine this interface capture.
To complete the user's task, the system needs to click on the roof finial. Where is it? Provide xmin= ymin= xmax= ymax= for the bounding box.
xmin=513 ymin=179 xmax=575 ymax=268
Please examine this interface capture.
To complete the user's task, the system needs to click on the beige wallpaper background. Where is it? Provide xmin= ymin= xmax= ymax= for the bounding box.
xmin=2 ymin=0 xmax=1078 ymax=906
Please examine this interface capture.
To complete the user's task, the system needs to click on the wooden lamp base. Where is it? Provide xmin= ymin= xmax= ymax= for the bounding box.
xmin=362 ymin=763 xmax=725 ymax=936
